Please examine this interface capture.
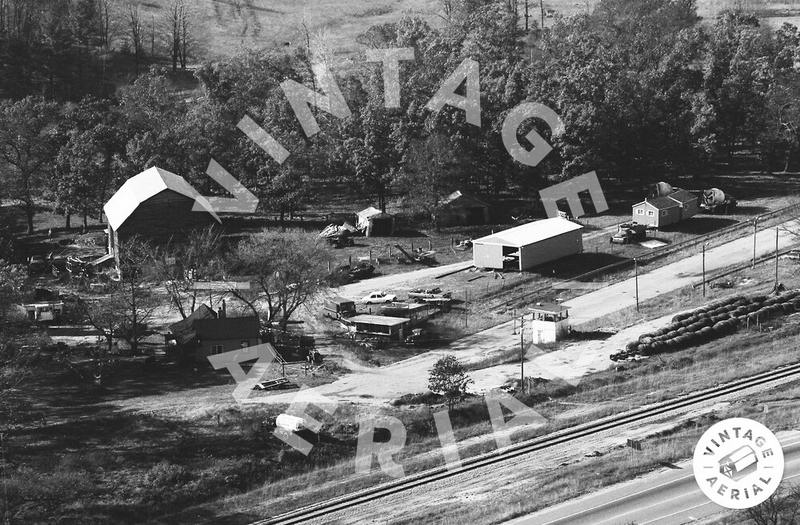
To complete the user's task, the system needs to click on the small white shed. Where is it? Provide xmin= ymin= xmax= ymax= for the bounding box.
xmin=528 ymin=303 xmax=571 ymax=344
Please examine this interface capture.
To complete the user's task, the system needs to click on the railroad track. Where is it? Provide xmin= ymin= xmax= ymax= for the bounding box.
xmin=254 ymin=362 xmax=800 ymax=525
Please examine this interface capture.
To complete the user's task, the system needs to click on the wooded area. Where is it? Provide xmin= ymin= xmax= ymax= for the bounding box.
xmin=3 ymin=0 xmax=800 ymax=237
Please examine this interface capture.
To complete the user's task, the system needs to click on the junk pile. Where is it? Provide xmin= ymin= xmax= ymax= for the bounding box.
xmin=319 ymin=222 xmax=358 ymax=248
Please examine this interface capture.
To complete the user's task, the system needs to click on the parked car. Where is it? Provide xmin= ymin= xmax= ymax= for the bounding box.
xmin=362 ymin=291 xmax=397 ymax=304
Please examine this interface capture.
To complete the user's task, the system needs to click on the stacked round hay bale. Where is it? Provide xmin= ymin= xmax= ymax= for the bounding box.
xmin=616 ymin=292 xmax=800 ymax=360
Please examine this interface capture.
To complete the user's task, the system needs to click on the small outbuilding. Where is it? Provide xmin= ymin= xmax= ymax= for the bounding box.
xmin=528 ymin=303 xmax=571 ymax=344
xmin=323 ymin=296 xmax=357 ymax=319
xmin=22 ymin=301 xmax=64 ymax=323
xmin=103 ymin=167 xmax=220 ymax=259
xmin=434 ymin=191 xmax=491 ymax=226
xmin=472 ymin=217 xmax=583 ymax=272
xmin=356 ymin=207 xmax=395 ymax=237
xmin=632 ymin=187 xmax=699 ymax=228
xmin=348 ymin=314 xmax=410 ymax=341
xmin=380 ymin=302 xmax=437 ymax=325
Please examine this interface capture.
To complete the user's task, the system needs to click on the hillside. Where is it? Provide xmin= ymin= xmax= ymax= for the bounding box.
xmin=133 ymin=0 xmax=800 ymax=61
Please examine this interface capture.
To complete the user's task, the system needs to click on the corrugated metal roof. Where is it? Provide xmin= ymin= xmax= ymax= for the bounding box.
xmin=349 ymin=315 xmax=410 ymax=327
xmin=357 ymin=207 xmax=383 ymax=220
xmin=473 ymin=217 xmax=583 ymax=248
xmin=103 ymin=167 xmax=220 ymax=231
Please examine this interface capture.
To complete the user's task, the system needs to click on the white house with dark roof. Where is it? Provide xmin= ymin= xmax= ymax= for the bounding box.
xmin=632 ymin=188 xmax=698 ymax=228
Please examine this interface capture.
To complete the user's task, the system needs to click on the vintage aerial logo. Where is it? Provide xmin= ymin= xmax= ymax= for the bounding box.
xmin=693 ymin=417 xmax=784 ymax=509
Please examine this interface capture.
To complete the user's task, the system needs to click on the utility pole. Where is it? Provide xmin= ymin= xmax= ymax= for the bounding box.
xmin=519 ymin=314 xmax=525 ymax=388
xmin=634 ymin=258 xmax=639 ymax=312
xmin=464 ymin=290 xmax=469 ymax=328
xmin=775 ymin=226 xmax=780 ymax=291
xmin=753 ymin=217 xmax=758 ymax=268
xmin=702 ymin=243 xmax=707 ymax=297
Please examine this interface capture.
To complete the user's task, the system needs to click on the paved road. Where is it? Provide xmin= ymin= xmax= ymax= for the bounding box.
xmin=261 ymin=220 xmax=800 ymax=404
xmin=508 ymin=432 xmax=800 ymax=525
xmin=566 ymin=220 xmax=800 ymax=324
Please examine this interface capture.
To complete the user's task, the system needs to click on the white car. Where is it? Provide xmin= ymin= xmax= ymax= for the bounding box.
xmin=362 ymin=291 xmax=397 ymax=304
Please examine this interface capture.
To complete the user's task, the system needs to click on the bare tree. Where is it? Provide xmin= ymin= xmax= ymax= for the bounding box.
xmin=162 ymin=0 xmax=196 ymax=71
xmin=151 ymin=226 xmax=224 ymax=319
xmin=125 ymin=1 xmax=144 ymax=73
xmin=79 ymin=237 xmax=158 ymax=358
xmin=98 ymin=0 xmax=117 ymax=49
xmin=439 ymin=0 xmax=456 ymax=23
xmin=746 ymin=484 xmax=800 ymax=525
xmin=226 ymin=231 xmax=331 ymax=330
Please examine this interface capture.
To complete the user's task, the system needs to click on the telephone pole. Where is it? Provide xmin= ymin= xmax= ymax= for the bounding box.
xmin=753 ymin=217 xmax=758 ymax=268
xmin=702 ymin=243 xmax=707 ymax=297
xmin=519 ymin=314 xmax=525 ymax=388
xmin=775 ymin=226 xmax=780 ymax=291
xmin=634 ymin=258 xmax=639 ymax=312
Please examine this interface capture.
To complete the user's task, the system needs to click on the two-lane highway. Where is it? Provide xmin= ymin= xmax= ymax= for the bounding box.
xmin=508 ymin=431 xmax=800 ymax=525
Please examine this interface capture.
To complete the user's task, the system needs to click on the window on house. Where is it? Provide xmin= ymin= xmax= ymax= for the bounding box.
xmin=636 ymin=209 xmax=644 ymax=215
xmin=647 ymin=211 xmax=655 ymax=216
xmin=213 ymin=344 xmax=224 ymax=354
xmin=661 ymin=210 xmax=668 ymax=216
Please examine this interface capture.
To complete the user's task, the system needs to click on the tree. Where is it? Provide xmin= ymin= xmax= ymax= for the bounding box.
xmin=428 ymin=355 xmax=473 ymax=410
xmin=226 ymin=231 xmax=331 ymax=330
xmin=79 ymin=237 xmax=158 ymax=358
xmin=163 ymin=0 xmax=196 ymax=71
xmin=151 ymin=226 xmax=224 ymax=319
xmin=337 ymin=92 xmax=402 ymax=212
xmin=0 ymin=259 xmax=25 ymax=323
xmin=54 ymin=96 xmax=124 ymax=228
xmin=746 ymin=483 xmax=800 ymax=525
xmin=693 ymin=10 xmax=773 ymax=162
xmin=0 ymin=97 xmax=62 ymax=234
xmin=125 ymin=1 xmax=144 ymax=74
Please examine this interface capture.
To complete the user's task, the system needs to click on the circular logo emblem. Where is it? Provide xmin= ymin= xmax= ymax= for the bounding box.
xmin=693 ymin=417 xmax=784 ymax=509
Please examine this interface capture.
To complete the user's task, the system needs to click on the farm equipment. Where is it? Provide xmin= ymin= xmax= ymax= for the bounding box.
xmin=319 ymin=223 xmax=358 ymax=248
xmin=700 ymin=188 xmax=737 ymax=214
xmin=330 ymin=262 xmax=375 ymax=284
xmin=404 ymin=328 xmax=430 ymax=346
xmin=394 ymin=244 xmax=437 ymax=265
xmin=610 ymin=222 xmax=648 ymax=244
xmin=454 ymin=239 xmax=473 ymax=251
xmin=408 ymin=287 xmax=452 ymax=302
xmin=348 ymin=262 xmax=375 ymax=280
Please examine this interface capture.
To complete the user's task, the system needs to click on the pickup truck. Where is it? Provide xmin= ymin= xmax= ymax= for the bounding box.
xmin=610 ymin=222 xmax=648 ymax=244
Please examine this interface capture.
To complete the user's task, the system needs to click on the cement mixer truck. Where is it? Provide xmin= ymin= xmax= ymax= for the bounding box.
xmin=700 ymin=188 xmax=737 ymax=214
